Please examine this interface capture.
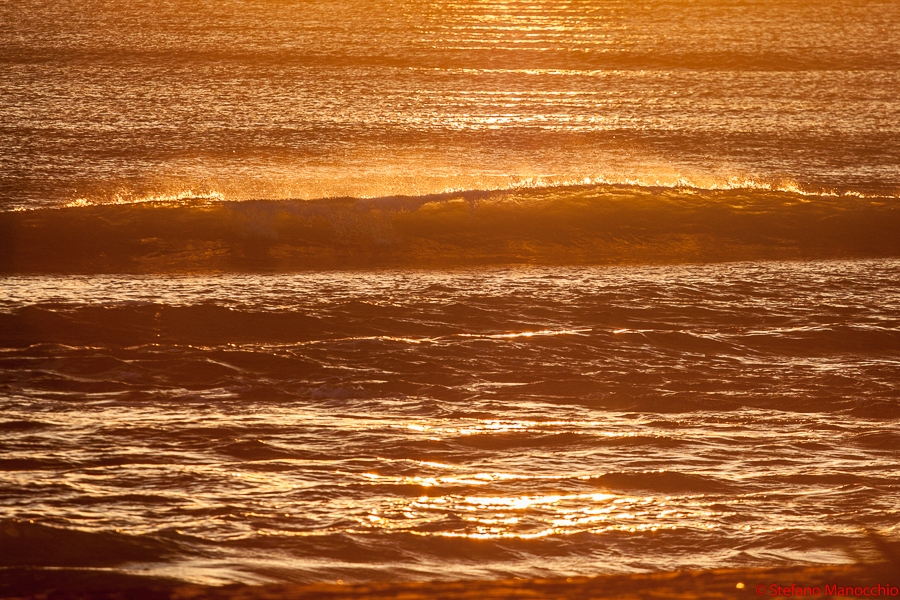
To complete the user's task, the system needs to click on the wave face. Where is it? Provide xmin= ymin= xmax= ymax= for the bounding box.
xmin=1 ymin=261 xmax=899 ymax=585
xmin=3 ymin=184 xmax=900 ymax=272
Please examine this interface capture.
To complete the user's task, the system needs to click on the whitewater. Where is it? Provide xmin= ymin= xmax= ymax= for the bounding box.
xmin=1 ymin=0 xmax=899 ymax=589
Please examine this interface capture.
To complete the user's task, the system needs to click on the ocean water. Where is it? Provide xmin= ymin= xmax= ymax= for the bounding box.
xmin=1 ymin=0 xmax=899 ymax=588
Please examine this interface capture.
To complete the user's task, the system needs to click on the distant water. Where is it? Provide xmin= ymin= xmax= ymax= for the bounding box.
xmin=2 ymin=0 xmax=899 ymax=211
xmin=1 ymin=0 xmax=899 ymax=588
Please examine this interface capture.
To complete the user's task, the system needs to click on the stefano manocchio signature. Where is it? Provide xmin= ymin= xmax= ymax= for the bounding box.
xmin=756 ymin=583 xmax=899 ymax=597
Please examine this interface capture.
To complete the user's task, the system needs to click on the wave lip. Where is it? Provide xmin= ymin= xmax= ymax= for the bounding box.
xmin=2 ymin=183 xmax=900 ymax=272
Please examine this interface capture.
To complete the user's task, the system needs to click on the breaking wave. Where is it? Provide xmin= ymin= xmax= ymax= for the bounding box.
xmin=2 ymin=183 xmax=899 ymax=272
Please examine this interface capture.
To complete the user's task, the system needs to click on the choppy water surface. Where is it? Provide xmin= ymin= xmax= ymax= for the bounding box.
xmin=1 ymin=0 xmax=899 ymax=588
xmin=2 ymin=261 xmax=899 ymax=584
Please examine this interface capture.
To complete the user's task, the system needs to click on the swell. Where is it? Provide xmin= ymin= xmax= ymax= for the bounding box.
xmin=0 ymin=519 xmax=179 ymax=568
xmin=5 ymin=46 xmax=898 ymax=72
xmin=2 ymin=184 xmax=899 ymax=273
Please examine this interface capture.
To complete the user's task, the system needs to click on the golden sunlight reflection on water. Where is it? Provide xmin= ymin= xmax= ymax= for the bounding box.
xmin=3 ymin=0 xmax=900 ymax=585
xmin=351 ymin=486 xmax=727 ymax=539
